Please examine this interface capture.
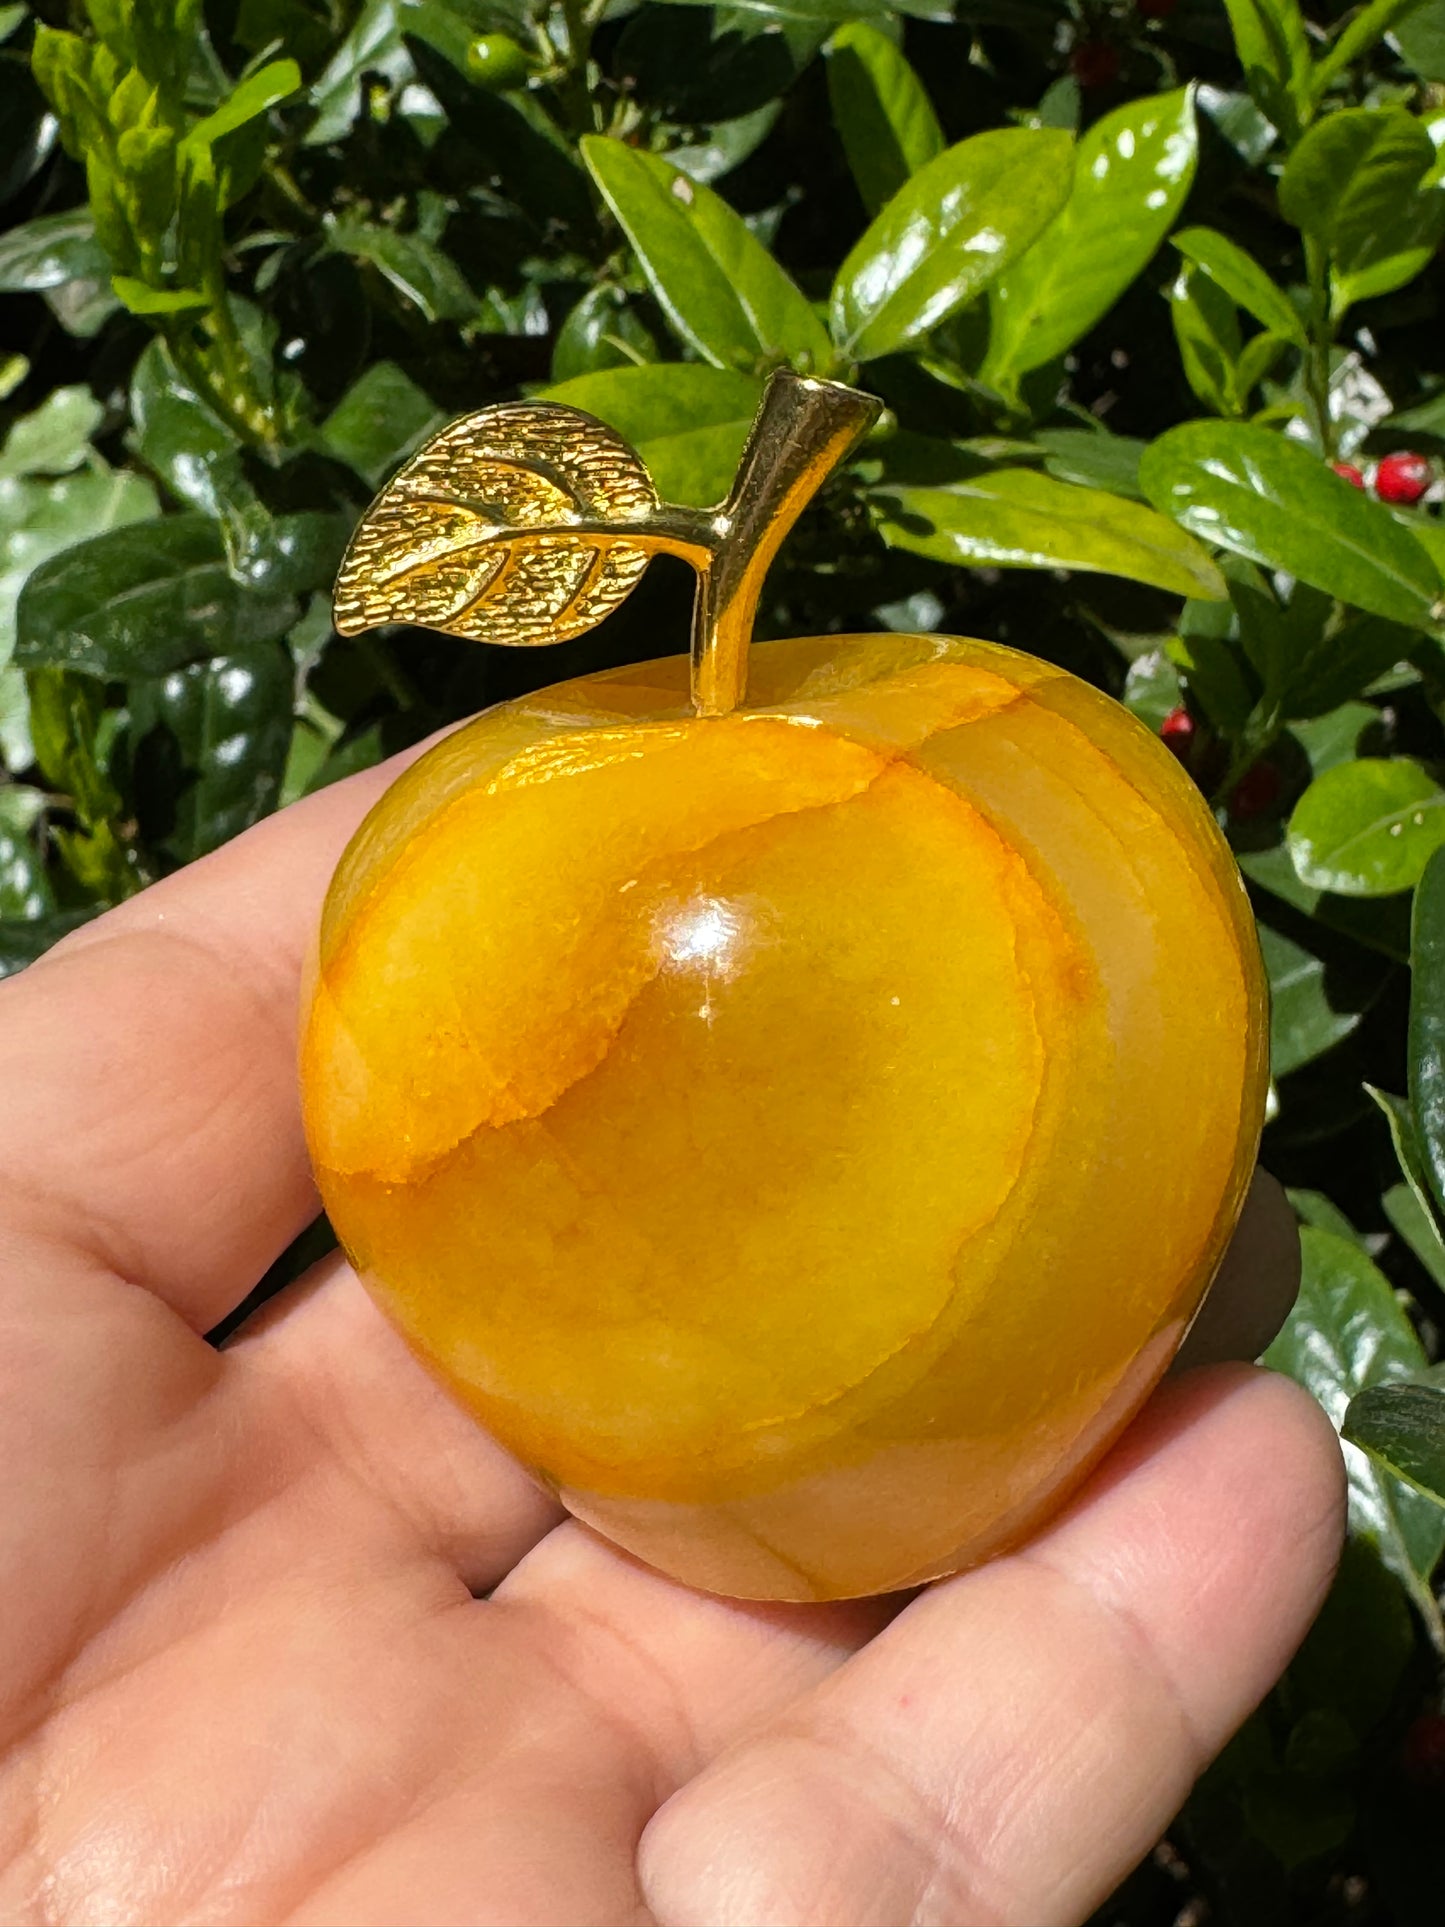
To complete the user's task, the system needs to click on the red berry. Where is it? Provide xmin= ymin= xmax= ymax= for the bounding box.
xmin=1402 ymin=1713 xmax=1445 ymax=1786
xmin=1331 ymin=461 xmax=1366 ymax=489
xmin=1229 ymin=761 xmax=1281 ymax=820
xmin=1374 ymin=450 xmax=1432 ymax=506
xmin=1159 ymin=706 xmax=1195 ymax=757
xmin=1137 ymin=0 xmax=1176 ymax=16
xmin=1069 ymin=41 xmax=1120 ymax=88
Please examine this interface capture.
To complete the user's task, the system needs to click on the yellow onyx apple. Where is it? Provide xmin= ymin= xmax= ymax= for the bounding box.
xmin=301 ymin=625 xmax=1267 ymax=1603
xmin=302 ymin=370 xmax=1265 ymax=1600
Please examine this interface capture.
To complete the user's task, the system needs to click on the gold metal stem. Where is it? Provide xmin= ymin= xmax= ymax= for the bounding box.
xmin=689 ymin=372 xmax=883 ymax=718
xmin=514 ymin=509 xmax=722 ymax=569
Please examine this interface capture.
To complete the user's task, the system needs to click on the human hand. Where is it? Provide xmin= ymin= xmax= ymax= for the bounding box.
xmin=0 ymin=755 xmax=1344 ymax=1926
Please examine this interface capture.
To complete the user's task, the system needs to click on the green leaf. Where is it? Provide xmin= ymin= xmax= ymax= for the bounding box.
xmin=825 ymin=21 xmax=943 ymax=218
xmin=187 ymin=58 xmax=302 ymax=150
xmin=1259 ymin=921 xmax=1374 ymax=1078
xmin=1395 ymin=0 xmax=1445 ymax=81
xmin=319 ymin=363 xmax=445 ymax=488
xmin=1384 ymin=1182 xmax=1445 ymax=1290
xmin=127 ymin=340 xmax=304 ymax=581
xmin=1233 ymin=328 xmax=1288 ymax=404
xmin=1219 ymin=0 xmax=1313 ymax=142
xmin=654 ymin=0 xmax=947 ymax=22
xmin=111 ymin=276 xmax=209 ymax=316
xmin=0 ymin=664 xmax=31 ymax=771
xmin=539 ymin=364 xmax=765 ymax=508
xmin=14 ymin=514 xmax=301 ymax=679
xmin=409 ymin=41 xmax=594 ymax=232
xmin=234 ymin=0 xmax=335 ymax=65
xmin=0 ymin=785 xmax=53 ymax=920
xmin=550 ymin=286 xmax=657 ymax=384
xmin=1198 ymin=84 xmax=1278 ymax=166
xmin=982 ymin=89 xmax=1198 ymax=395
xmin=0 ymin=467 xmax=159 ymax=671
xmin=1335 ymin=189 xmax=1445 ymax=315
xmin=875 ymin=466 xmax=1227 ymax=599
xmin=26 ymin=669 xmax=113 ymax=828
xmin=1370 ymin=1087 xmax=1443 ymax=1262
xmin=1312 ymin=0 xmax=1435 ymax=98
xmin=1289 ymin=700 xmax=1383 ymax=777
xmin=1265 ymin=1227 xmax=1445 ymax=1627
xmin=666 ymin=104 xmax=782 ymax=186
xmin=1033 ymin=427 xmax=1145 ymax=499
xmin=1289 ymin=758 xmax=1445 ymax=897
xmin=325 ymin=217 xmax=481 ymax=324
xmin=1289 ymin=1188 xmax=1370 ymax=1243
xmin=1277 ymin=614 xmax=1419 ymax=722
xmin=1279 ymin=105 xmax=1433 ymax=247
xmin=1139 ymin=422 xmax=1443 ymax=629
xmin=128 ymin=339 xmax=244 ymax=518
xmin=256 ymin=514 xmax=348 ymax=602
xmin=831 ymin=126 xmax=1072 ymax=364
xmin=1285 ymin=1537 xmax=1416 ymax=1745
xmin=581 ymin=137 xmax=833 ymax=374
xmin=1241 ymin=842 xmax=1412 ymax=959
xmin=1278 ymin=107 xmax=1445 ymax=315
xmin=131 ymin=642 xmax=294 ymax=862
xmin=0 ymin=208 xmax=111 ymax=298
xmin=307 ymin=0 xmax=412 ymax=145
xmin=1172 ymin=225 xmax=1307 ymax=347
xmin=1167 ymin=623 xmax=1256 ymax=736
xmin=1409 ymin=844 xmax=1445 ymax=1219
xmin=1170 ymin=262 xmax=1242 ymax=418
xmin=46 ymin=277 xmax=123 ymax=340
xmin=1122 ymin=648 xmax=1183 ymax=730
xmin=0 ymin=388 xmax=103 ymax=481
xmin=300 ymin=720 xmax=388 ymax=796
xmin=25 ymin=666 xmax=137 ymax=903
xmin=1344 ymin=1383 xmax=1445 ymax=1509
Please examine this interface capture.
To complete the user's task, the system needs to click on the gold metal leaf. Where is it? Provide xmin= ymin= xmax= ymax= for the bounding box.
xmin=333 ymin=401 xmax=661 ymax=645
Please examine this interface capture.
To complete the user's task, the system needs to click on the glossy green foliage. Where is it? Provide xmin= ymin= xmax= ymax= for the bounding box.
xmin=1344 ymin=1382 xmax=1445 ymax=1508
xmin=875 ymin=465 xmax=1225 ymax=600
xmin=1140 ymin=423 xmax=1442 ymax=629
xmin=1410 ymin=848 xmax=1445 ymax=1217
xmin=831 ymin=125 xmax=1072 ymax=363
xmin=982 ymin=89 xmax=1199 ymax=397
xmin=1258 ymin=922 xmax=1377 ymax=1080
xmin=1288 ymin=759 xmax=1445 ymax=897
xmin=1266 ymin=1227 xmax=1445 ymax=1637
xmin=4 ymin=2 xmax=1445 ymax=1916
xmin=582 ymin=137 xmax=833 ymax=373
xmin=825 ymin=22 xmax=941 ymax=218
xmin=1280 ymin=105 xmax=1445 ymax=317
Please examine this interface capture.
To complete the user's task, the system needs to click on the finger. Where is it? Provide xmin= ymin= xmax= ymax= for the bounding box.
xmin=498 ymin=1518 xmax=898 ymax=1747
xmin=638 ymin=1364 xmax=1345 ymax=1927
xmin=270 ymin=1527 xmax=899 ymax=1927
xmin=0 ymin=752 xmax=414 ymax=1329
xmin=235 ymin=1251 xmax=565 ymax=1593
xmin=1172 ymin=1169 xmax=1301 ymax=1373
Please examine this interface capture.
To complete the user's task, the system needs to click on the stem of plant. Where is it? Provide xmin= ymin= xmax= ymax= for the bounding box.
xmin=1303 ymin=234 xmax=1335 ymax=458
xmin=555 ymin=0 xmax=597 ymax=136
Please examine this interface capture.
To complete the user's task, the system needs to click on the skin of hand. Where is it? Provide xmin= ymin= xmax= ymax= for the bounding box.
xmin=0 ymin=746 xmax=1345 ymax=1927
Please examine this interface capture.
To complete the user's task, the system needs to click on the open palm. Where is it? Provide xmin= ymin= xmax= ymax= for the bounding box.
xmin=0 ymin=754 xmax=1343 ymax=1927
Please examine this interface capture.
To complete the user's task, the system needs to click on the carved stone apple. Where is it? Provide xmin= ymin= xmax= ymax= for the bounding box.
xmin=300 ymin=373 xmax=1267 ymax=1601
